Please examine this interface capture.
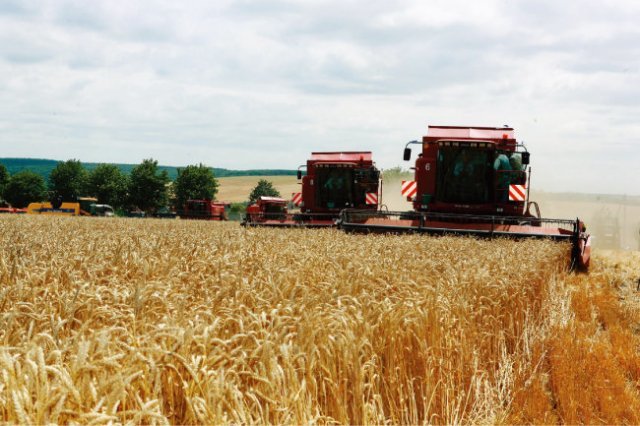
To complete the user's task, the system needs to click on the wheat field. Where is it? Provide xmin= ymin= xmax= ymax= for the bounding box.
xmin=1 ymin=216 xmax=639 ymax=424
xmin=216 ymin=176 xmax=299 ymax=203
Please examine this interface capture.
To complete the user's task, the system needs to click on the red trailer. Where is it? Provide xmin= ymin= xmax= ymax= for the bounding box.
xmin=180 ymin=199 xmax=229 ymax=220
xmin=0 ymin=207 xmax=26 ymax=214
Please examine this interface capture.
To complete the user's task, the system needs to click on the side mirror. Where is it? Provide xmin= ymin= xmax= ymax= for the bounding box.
xmin=403 ymin=147 xmax=412 ymax=161
xmin=521 ymin=152 xmax=530 ymax=165
xmin=297 ymin=170 xmax=302 ymax=180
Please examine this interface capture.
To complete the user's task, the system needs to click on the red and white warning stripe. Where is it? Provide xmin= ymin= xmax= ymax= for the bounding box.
xmin=291 ymin=192 xmax=302 ymax=206
xmin=401 ymin=180 xmax=417 ymax=199
xmin=365 ymin=192 xmax=378 ymax=205
xmin=508 ymin=184 xmax=527 ymax=202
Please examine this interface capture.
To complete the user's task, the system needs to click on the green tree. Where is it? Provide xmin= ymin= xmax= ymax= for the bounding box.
xmin=4 ymin=171 xmax=47 ymax=208
xmin=86 ymin=164 xmax=128 ymax=209
xmin=0 ymin=163 xmax=9 ymax=201
xmin=128 ymin=159 xmax=169 ymax=212
xmin=49 ymin=159 xmax=88 ymax=201
xmin=228 ymin=202 xmax=247 ymax=221
xmin=382 ymin=166 xmax=412 ymax=181
xmin=173 ymin=164 xmax=219 ymax=209
xmin=248 ymin=179 xmax=281 ymax=204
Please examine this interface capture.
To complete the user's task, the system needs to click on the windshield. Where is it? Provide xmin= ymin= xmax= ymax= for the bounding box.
xmin=436 ymin=147 xmax=528 ymax=204
xmin=436 ymin=147 xmax=492 ymax=204
xmin=316 ymin=167 xmax=354 ymax=209
xmin=190 ymin=201 xmax=207 ymax=211
xmin=265 ymin=203 xmax=285 ymax=213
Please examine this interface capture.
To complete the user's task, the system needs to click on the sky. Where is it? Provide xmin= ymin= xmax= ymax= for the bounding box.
xmin=0 ymin=0 xmax=639 ymax=194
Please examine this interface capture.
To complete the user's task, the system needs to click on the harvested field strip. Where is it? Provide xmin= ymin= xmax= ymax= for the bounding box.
xmin=0 ymin=216 xmax=639 ymax=424
xmin=507 ymin=250 xmax=640 ymax=424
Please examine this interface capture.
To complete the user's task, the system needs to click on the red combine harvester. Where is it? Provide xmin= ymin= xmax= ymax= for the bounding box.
xmin=180 ymin=199 xmax=229 ymax=220
xmin=243 ymin=152 xmax=380 ymax=227
xmin=244 ymin=196 xmax=290 ymax=226
xmin=337 ymin=125 xmax=592 ymax=270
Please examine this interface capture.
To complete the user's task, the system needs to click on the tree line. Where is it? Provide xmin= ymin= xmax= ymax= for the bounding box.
xmin=0 ymin=159 xmax=219 ymax=212
xmin=0 ymin=158 xmax=297 ymax=180
xmin=0 ymin=159 xmax=284 ymax=214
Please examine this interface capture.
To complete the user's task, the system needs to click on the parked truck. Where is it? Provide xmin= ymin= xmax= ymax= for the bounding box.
xmin=27 ymin=197 xmax=113 ymax=217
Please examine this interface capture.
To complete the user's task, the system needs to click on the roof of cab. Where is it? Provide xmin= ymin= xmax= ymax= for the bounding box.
xmin=310 ymin=152 xmax=372 ymax=162
xmin=427 ymin=125 xmax=515 ymax=140
xmin=258 ymin=196 xmax=287 ymax=203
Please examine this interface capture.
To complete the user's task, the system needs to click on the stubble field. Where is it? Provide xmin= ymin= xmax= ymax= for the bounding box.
xmin=1 ymin=216 xmax=639 ymax=424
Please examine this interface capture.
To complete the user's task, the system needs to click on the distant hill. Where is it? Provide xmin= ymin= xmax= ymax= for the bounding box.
xmin=0 ymin=158 xmax=296 ymax=181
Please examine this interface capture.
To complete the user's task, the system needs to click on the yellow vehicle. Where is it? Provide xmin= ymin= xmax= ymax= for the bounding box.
xmin=27 ymin=202 xmax=84 ymax=216
xmin=27 ymin=197 xmax=98 ymax=216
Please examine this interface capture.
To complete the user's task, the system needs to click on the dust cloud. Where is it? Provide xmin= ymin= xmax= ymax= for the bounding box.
xmin=531 ymin=191 xmax=640 ymax=251
xmin=376 ymin=177 xmax=640 ymax=251
xmin=379 ymin=176 xmax=414 ymax=212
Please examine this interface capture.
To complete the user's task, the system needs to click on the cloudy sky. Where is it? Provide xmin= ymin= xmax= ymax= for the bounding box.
xmin=0 ymin=0 xmax=638 ymax=194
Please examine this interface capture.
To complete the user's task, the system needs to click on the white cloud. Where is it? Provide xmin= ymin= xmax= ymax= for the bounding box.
xmin=0 ymin=0 xmax=639 ymax=194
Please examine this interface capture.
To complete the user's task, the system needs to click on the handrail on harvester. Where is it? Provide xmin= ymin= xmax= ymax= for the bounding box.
xmin=241 ymin=211 xmax=338 ymax=228
xmin=337 ymin=209 xmax=577 ymax=232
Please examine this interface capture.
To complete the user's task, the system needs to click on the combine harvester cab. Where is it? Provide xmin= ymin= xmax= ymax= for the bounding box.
xmin=242 ymin=151 xmax=381 ymax=228
xmin=337 ymin=125 xmax=592 ymax=271
xmin=180 ymin=199 xmax=229 ymax=220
